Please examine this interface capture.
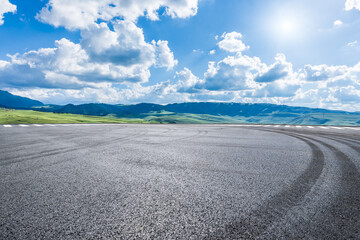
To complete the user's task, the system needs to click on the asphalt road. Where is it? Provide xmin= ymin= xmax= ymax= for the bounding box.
xmin=1 ymin=124 xmax=359 ymax=239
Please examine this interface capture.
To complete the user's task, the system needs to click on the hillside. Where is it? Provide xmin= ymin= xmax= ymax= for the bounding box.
xmin=0 ymin=108 xmax=151 ymax=124
xmin=36 ymin=102 xmax=359 ymax=126
xmin=1 ymin=90 xmax=359 ymax=125
xmin=0 ymin=90 xmax=44 ymax=109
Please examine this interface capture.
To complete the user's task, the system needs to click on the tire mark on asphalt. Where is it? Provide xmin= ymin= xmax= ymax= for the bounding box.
xmin=148 ymin=129 xmax=209 ymax=144
xmin=0 ymin=125 xmax=130 ymax=155
xmin=3 ymin=155 xmax=80 ymax=178
xmin=295 ymin=134 xmax=360 ymax=239
xmin=0 ymin=147 xmax=72 ymax=166
xmin=3 ymin=129 xmax=152 ymax=176
xmin=318 ymin=132 xmax=360 ymax=145
xmin=172 ymin=129 xmax=208 ymax=142
xmin=278 ymin=128 xmax=360 ymax=143
xmin=0 ymin=132 xmax=90 ymax=156
xmin=207 ymin=132 xmax=325 ymax=239
xmin=0 ymin=129 xmax=150 ymax=167
xmin=260 ymin=129 xmax=360 ymax=239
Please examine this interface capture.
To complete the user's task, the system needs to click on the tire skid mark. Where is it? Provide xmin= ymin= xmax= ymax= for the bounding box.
xmin=152 ymin=129 xmax=209 ymax=144
xmin=181 ymin=142 xmax=304 ymax=151
xmin=299 ymin=136 xmax=360 ymax=238
xmin=17 ymin=129 xmax=151 ymax=174
xmin=0 ymin=125 xmax=130 ymax=155
xmin=1 ymin=129 xmax=150 ymax=167
xmin=277 ymin=129 xmax=360 ymax=143
xmin=320 ymin=134 xmax=360 ymax=150
xmin=0 ymin=147 xmax=71 ymax=166
xmin=207 ymin=132 xmax=325 ymax=239
xmin=4 ymin=154 xmax=83 ymax=177
xmin=0 ymin=132 xmax=90 ymax=155
xmin=318 ymin=132 xmax=360 ymax=145
xmin=0 ymin=148 xmax=79 ymax=167
xmin=262 ymin=129 xmax=360 ymax=239
xmin=0 ymin=140 xmax=46 ymax=154
xmin=174 ymin=129 xmax=208 ymax=142
xmin=110 ymin=128 xmax=149 ymax=144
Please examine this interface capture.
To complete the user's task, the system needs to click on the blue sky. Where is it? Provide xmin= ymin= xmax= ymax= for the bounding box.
xmin=1 ymin=0 xmax=360 ymax=111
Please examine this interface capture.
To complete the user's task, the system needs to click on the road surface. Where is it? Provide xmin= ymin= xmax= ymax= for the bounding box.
xmin=1 ymin=124 xmax=359 ymax=239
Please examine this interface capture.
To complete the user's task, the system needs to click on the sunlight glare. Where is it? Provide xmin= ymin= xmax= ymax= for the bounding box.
xmin=281 ymin=20 xmax=293 ymax=32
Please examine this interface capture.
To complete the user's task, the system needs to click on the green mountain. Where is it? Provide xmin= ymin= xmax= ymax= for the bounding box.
xmin=1 ymin=89 xmax=359 ymax=125
xmin=36 ymin=101 xmax=359 ymax=125
xmin=0 ymin=90 xmax=44 ymax=109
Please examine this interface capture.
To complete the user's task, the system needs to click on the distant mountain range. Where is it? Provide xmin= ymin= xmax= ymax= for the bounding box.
xmin=0 ymin=90 xmax=44 ymax=109
xmin=54 ymin=102 xmax=346 ymax=117
xmin=1 ymin=90 xmax=360 ymax=125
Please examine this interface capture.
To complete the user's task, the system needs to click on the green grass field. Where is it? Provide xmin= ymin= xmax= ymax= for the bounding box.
xmin=0 ymin=109 xmax=152 ymax=124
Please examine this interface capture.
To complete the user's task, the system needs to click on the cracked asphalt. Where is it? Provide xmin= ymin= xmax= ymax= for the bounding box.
xmin=0 ymin=124 xmax=359 ymax=239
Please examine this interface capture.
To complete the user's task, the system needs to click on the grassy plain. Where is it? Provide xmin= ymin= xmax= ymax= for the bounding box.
xmin=0 ymin=109 xmax=151 ymax=124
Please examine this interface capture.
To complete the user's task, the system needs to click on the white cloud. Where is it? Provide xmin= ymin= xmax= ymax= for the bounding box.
xmin=251 ymin=81 xmax=300 ymax=98
xmin=302 ymin=64 xmax=348 ymax=81
xmin=7 ymin=85 xmax=122 ymax=105
xmin=0 ymin=0 xmax=16 ymax=25
xmin=345 ymin=0 xmax=360 ymax=11
xmin=334 ymin=85 xmax=360 ymax=102
xmin=333 ymin=20 xmax=343 ymax=27
xmin=154 ymin=40 xmax=178 ymax=70
xmin=209 ymin=49 xmax=216 ymax=55
xmin=0 ymin=0 xmax=187 ymax=106
xmin=347 ymin=40 xmax=359 ymax=48
xmin=192 ymin=49 xmax=204 ymax=54
xmin=81 ymin=21 xmax=156 ymax=67
xmin=199 ymin=54 xmax=263 ymax=90
xmin=254 ymin=54 xmax=293 ymax=83
xmin=163 ymin=32 xmax=360 ymax=111
xmin=0 ymin=24 xmax=177 ymax=89
xmin=175 ymin=68 xmax=202 ymax=93
xmin=217 ymin=32 xmax=249 ymax=53
xmin=37 ymin=0 xmax=198 ymax=30
xmin=80 ymin=21 xmax=177 ymax=71
xmin=4 ymin=18 xmax=360 ymax=112
xmin=8 ymin=50 xmax=360 ymax=111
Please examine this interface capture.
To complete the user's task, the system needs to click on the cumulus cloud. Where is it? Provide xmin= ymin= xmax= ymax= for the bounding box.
xmin=80 ymin=21 xmax=177 ymax=71
xmin=7 ymin=84 xmax=124 ymax=105
xmin=345 ymin=0 xmax=360 ymax=11
xmin=161 ymin=31 xmax=360 ymax=111
xmin=347 ymin=40 xmax=359 ymax=48
xmin=0 ymin=27 xmax=177 ymax=89
xmin=199 ymin=54 xmax=262 ymax=90
xmin=0 ymin=0 xmax=177 ymax=93
xmin=333 ymin=85 xmax=360 ymax=102
xmin=254 ymin=54 xmax=293 ymax=83
xmin=4 ymin=17 xmax=360 ymax=112
xmin=333 ymin=20 xmax=343 ymax=27
xmin=302 ymin=64 xmax=348 ymax=81
xmin=0 ymin=0 xmax=191 ymax=106
xmin=154 ymin=40 xmax=178 ymax=70
xmin=251 ymin=81 xmax=300 ymax=98
xmin=37 ymin=0 xmax=198 ymax=30
xmin=0 ymin=0 xmax=16 ymax=25
xmin=217 ymin=32 xmax=249 ymax=53
xmin=170 ymin=35 xmax=300 ymax=98
xmin=175 ymin=68 xmax=202 ymax=93
xmin=81 ymin=21 xmax=155 ymax=67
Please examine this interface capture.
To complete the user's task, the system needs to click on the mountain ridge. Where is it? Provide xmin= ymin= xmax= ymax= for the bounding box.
xmin=0 ymin=90 xmax=44 ymax=109
xmin=1 ymin=90 xmax=359 ymax=125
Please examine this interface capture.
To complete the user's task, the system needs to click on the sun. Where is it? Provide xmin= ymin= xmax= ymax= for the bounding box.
xmin=281 ymin=20 xmax=294 ymax=32
xmin=273 ymin=16 xmax=301 ymax=41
